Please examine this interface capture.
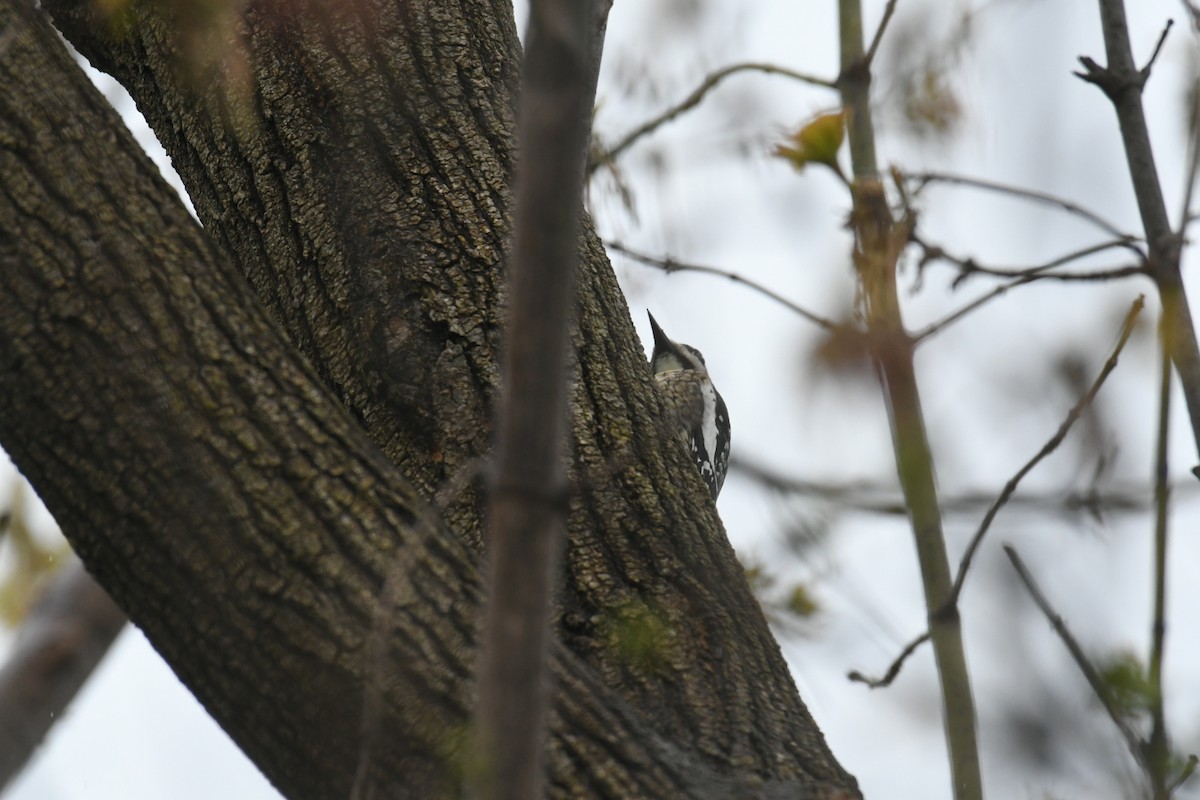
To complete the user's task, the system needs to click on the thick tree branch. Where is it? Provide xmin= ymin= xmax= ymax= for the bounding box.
xmin=37 ymin=4 xmax=849 ymax=778
xmin=0 ymin=7 xmax=861 ymax=797
xmin=2 ymin=0 xmax=860 ymax=796
xmin=36 ymin=0 xmax=855 ymax=786
xmin=1079 ymin=1 xmax=1200 ymax=468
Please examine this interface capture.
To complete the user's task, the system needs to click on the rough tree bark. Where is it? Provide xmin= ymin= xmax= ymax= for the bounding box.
xmin=0 ymin=0 xmax=860 ymax=798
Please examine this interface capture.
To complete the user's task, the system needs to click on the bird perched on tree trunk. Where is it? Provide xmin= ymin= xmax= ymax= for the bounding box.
xmin=647 ymin=311 xmax=731 ymax=501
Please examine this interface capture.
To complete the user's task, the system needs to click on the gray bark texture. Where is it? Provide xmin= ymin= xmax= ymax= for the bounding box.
xmin=0 ymin=0 xmax=861 ymax=797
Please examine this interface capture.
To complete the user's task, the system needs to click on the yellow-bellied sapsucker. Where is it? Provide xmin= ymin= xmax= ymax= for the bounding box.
xmin=647 ymin=311 xmax=731 ymax=501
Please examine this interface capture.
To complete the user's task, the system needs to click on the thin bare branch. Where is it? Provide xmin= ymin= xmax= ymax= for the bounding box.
xmin=607 ymin=240 xmax=841 ymax=332
xmin=955 ymin=264 xmax=1145 ymax=285
xmin=1147 ymin=319 xmax=1172 ymax=799
xmin=864 ymin=0 xmax=900 ymax=66
xmin=914 ymin=234 xmax=1146 ymax=285
xmin=590 ymin=62 xmax=836 ymax=175
xmin=1168 ymin=756 xmax=1198 ymax=793
xmin=1177 ymin=21 xmax=1200 ymax=236
xmin=913 ymin=267 xmax=1144 ymax=343
xmin=942 ymin=296 xmax=1144 ymax=610
xmin=908 ymin=171 xmax=1144 ymax=250
xmin=1143 ymin=19 xmax=1175 ymax=77
xmin=1180 ymin=111 xmax=1200 ymax=239
xmin=847 ymin=631 xmax=931 ymax=689
xmin=733 ymin=456 xmax=1200 ymax=518
xmin=912 ymin=274 xmax=1038 ymax=342
xmin=1003 ymin=544 xmax=1146 ymax=769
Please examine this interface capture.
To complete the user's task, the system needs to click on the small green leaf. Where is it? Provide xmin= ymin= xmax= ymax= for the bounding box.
xmin=786 ymin=583 xmax=819 ymax=618
xmin=1096 ymin=650 xmax=1154 ymax=720
xmin=775 ymin=111 xmax=846 ymax=176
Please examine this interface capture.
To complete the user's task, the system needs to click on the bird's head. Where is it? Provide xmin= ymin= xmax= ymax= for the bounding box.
xmin=648 ymin=311 xmax=708 ymax=376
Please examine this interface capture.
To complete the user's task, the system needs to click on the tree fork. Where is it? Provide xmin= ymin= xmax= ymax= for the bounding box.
xmin=3 ymin=0 xmax=861 ymax=796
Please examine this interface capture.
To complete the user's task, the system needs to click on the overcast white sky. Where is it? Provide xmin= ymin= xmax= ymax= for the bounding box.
xmin=5 ymin=1 xmax=1200 ymax=798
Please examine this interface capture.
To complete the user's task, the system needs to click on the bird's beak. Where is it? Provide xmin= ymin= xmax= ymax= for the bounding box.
xmin=647 ymin=310 xmax=672 ymax=351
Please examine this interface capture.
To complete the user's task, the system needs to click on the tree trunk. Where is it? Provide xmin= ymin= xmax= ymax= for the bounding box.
xmin=0 ymin=0 xmax=860 ymax=797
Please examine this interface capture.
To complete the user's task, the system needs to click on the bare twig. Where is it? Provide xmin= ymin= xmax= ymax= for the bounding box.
xmin=942 ymin=296 xmax=1144 ymax=610
xmin=590 ymin=62 xmax=836 ymax=175
xmin=1144 ymin=19 xmax=1175 ymax=76
xmin=908 ymin=171 xmax=1144 ymax=252
xmin=1178 ymin=19 xmax=1200 ymax=236
xmin=911 ymin=273 xmax=1035 ymax=342
xmin=1180 ymin=103 xmax=1200 ymax=239
xmin=607 ymin=240 xmax=841 ymax=332
xmin=945 ymin=263 xmax=1144 ymax=286
xmin=864 ymin=0 xmax=900 ymax=67
xmin=1003 ymin=545 xmax=1146 ymax=768
xmin=733 ymin=455 xmax=1199 ymax=518
xmin=914 ymin=234 xmax=1146 ymax=286
xmin=1147 ymin=318 xmax=1172 ymax=799
xmin=848 ymin=631 xmax=931 ymax=689
xmin=1168 ymin=756 xmax=1198 ymax=793
xmin=913 ymin=265 xmax=1144 ymax=342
